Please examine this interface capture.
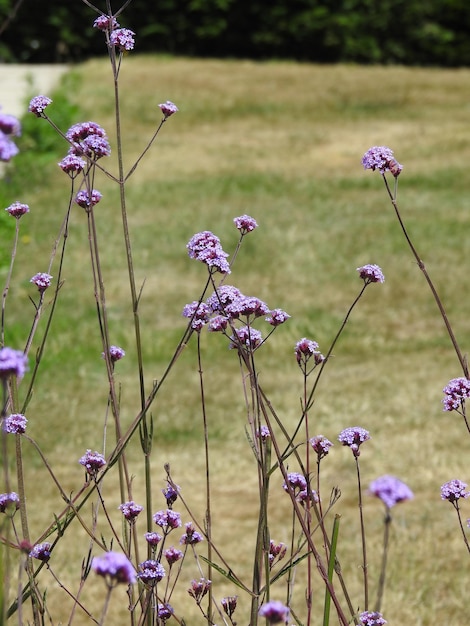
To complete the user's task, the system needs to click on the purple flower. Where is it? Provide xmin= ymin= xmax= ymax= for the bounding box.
xmin=79 ymin=449 xmax=106 ymax=478
xmin=310 ymin=435 xmax=333 ymax=459
xmin=110 ymin=28 xmax=136 ymax=51
xmin=266 ymin=308 xmax=290 ymax=326
xmin=362 ymin=146 xmax=402 ymax=177
xmin=0 ymin=492 xmax=20 ymax=514
xmin=188 ymin=577 xmax=211 ymax=603
xmin=66 ymin=122 xmax=110 ymax=160
xmin=157 ymin=603 xmax=174 ymax=621
xmin=258 ymin=600 xmax=290 ymax=624
xmin=233 ymin=214 xmax=258 ymax=234
xmin=3 ymin=413 xmax=27 ymax=434
xmin=153 ymin=509 xmax=182 ymax=530
xmin=206 ymin=285 xmax=241 ymax=312
xmin=208 ymin=315 xmax=229 ymax=332
xmin=30 ymin=273 xmax=52 ymax=292
xmin=295 ymin=338 xmax=324 ymax=366
xmin=137 ymin=559 xmax=165 ymax=585
xmin=256 ymin=425 xmax=271 ymax=442
xmin=369 ymin=475 xmax=414 ymax=509
xmin=442 ymin=377 xmax=470 ymax=411
xmin=162 ymin=482 xmax=180 ymax=506
xmin=440 ymin=479 xmax=470 ymax=503
xmin=0 ymin=112 xmax=21 ymax=136
xmin=29 ymin=542 xmax=52 ymax=562
xmin=28 ymin=95 xmax=52 ymax=117
xmin=0 ymin=133 xmax=19 ymax=161
xmin=74 ymin=189 xmax=102 ymax=209
xmin=187 ymin=231 xmax=231 ymax=274
xmin=102 ymin=345 xmax=125 ymax=362
xmin=144 ymin=531 xmax=162 ymax=547
xmin=359 ymin=611 xmax=387 ymax=625
xmin=268 ymin=540 xmax=287 ymax=568
xmin=226 ymin=296 xmax=270 ymax=319
xmin=159 ymin=101 xmax=179 ymax=118
xmin=221 ymin=596 xmax=238 ymax=618
xmin=180 ymin=522 xmax=204 ymax=545
xmin=93 ymin=14 xmax=119 ymax=31
xmin=5 ymin=202 xmax=29 ymax=219
xmin=0 ymin=347 xmax=28 ymax=380
xmin=357 ymin=264 xmax=385 ymax=284
xmin=66 ymin=121 xmax=107 ymax=142
xmin=182 ymin=301 xmax=211 ymax=331
xmin=164 ymin=546 xmax=184 ymax=565
xmin=283 ymin=472 xmax=308 ymax=502
xmin=338 ymin=426 xmax=370 ymax=458
xmin=119 ymin=501 xmax=143 ymax=522
xmin=229 ymin=326 xmax=263 ymax=350
xmin=58 ymin=154 xmax=86 ymax=175
xmin=92 ymin=551 xmax=136 ymax=584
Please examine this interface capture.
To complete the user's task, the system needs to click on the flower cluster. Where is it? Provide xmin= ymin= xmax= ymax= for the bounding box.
xmin=187 ymin=230 xmax=231 ymax=274
xmin=119 ymin=501 xmax=143 ymax=522
xmin=65 ymin=121 xmax=110 ymax=160
xmin=153 ymin=509 xmax=182 ymax=530
xmin=2 ymin=413 xmax=27 ymax=435
xmin=310 ymin=435 xmax=334 ymax=460
xmin=78 ymin=449 xmax=106 ymax=479
xmin=30 ymin=273 xmax=52 ymax=292
xmin=0 ymin=347 xmax=28 ymax=380
xmin=282 ymin=472 xmax=316 ymax=503
xmin=268 ymin=540 xmax=287 ymax=568
xmin=258 ymin=600 xmax=290 ymax=624
xmin=0 ymin=109 xmax=20 ymax=162
xmin=164 ymin=546 xmax=183 ymax=565
xmin=338 ymin=426 xmax=370 ymax=457
xmin=102 ymin=345 xmax=126 ymax=362
xmin=0 ymin=492 xmax=20 ymax=514
xmin=221 ymin=596 xmax=238 ymax=618
xmin=5 ymin=201 xmax=29 ymax=219
xmin=180 ymin=522 xmax=204 ymax=545
xmin=295 ymin=337 xmax=325 ymax=369
xmin=369 ymin=475 xmax=414 ymax=509
xmin=159 ymin=101 xmax=179 ymax=118
xmin=359 ymin=611 xmax=387 ymax=625
xmin=110 ymin=28 xmax=136 ymax=51
xmin=362 ymin=145 xmax=402 ymax=177
xmin=75 ymin=189 xmax=102 ymax=209
xmin=233 ymin=214 xmax=258 ymax=234
xmin=29 ymin=542 xmax=52 ymax=562
xmin=357 ymin=264 xmax=385 ymax=284
xmin=440 ymin=479 xmax=470 ymax=503
xmin=137 ymin=559 xmax=165 ymax=585
xmin=92 ymin=551 xmax=136 ymax=585
xmin=442 ymin=377 xmax=470 ymax=411
xmin=28 ymin=95 xmax=52 ymax=117
xmin=188 ymin=577 xmax=211 ymax=603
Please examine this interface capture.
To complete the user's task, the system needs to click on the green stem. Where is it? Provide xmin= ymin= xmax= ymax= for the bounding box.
xmin=323 ymin=514 xmax=341 ymax=626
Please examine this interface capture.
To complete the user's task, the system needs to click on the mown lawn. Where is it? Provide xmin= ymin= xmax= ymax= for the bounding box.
xmin=1 ymin=56 xmax=470 ymax=624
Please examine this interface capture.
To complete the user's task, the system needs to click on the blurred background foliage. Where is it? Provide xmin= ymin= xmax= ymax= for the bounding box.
xmin=0 ymin=0 xmax=470 ymax=66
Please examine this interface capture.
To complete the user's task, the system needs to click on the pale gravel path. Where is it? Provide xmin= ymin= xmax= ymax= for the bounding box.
xmin=0 ymin=64 xmax=68 ymax=117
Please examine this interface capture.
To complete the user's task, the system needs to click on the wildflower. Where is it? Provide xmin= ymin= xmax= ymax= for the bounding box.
xmin=206 ymin=285 xmax=241 ymax=312
xmin=30 ymin=273 xmax=52 ymax=292
xmin=3 ymin=413 xmax=27 ymax=434
xmin=362 ymin=145 xmax=402 ymax=177
xmin=164 ymin=546 xmax=184 ymax=565
xmin=153 ymin=509 xmax=182 ymax=530
xmin=0 ymin=347 xmax=28 ymax=380
xmin=266 ymin=308 xmax=290 ymax=326
xmin=66 ymin=122 xmax=110 ymax=160
xmin=338 ymin=426 xmax=370 ymax=458
xmin=119 ymin=501 xmax=143 ymax=522
xmin=5 ymin=201 xmax=29 ymax=219
xmin=0 ymin=492 xmax=20 ymax=514
xmin=159 ymin=101 xmax=179 ymax=118
xmin=0 ymin=112 xmax=21 ymax=136
xmin=268 ymin=540 xmax=287 ymax=568
xmin=162 ymin=483 xmax=180 ymax=506
xmin=92 ymin=551 xmax=136 ymax=584
xmin=221 ymin=596 xmax=238 ymax=618
xmin=28 ymin=95 xmax=52 ymax=117
xmin=229 ymin=326 xmax=263 ymax=350
xmin=75 ymin=189 xmax=102 ymax=209
xmin=158 ymin=603 xmax=174 ymax=621
xmin=0 ymin=134 xmax=19 ymax=161
xmin=79 ymin=449 xmax=106 ymax=478
xmin=187 ymin=231 xmax=231 ymax=274
xmin=180 ymin=522 xmax=204 ymax=545
xmin=110 ymin=28 xmax=136 ymax=51
xmin=442 ymin=377 xmax=470 ymax=411
xmin=208 ymin=315 xmax=229 ymax=332
xmin=295 ymin=338 xmax=324 ymax=367
xmin=359 ymin=610 xmax=387 ymax=625
xmin=58 ymin=154 xmax=86 ymax=175
xmin=29 ymin=542 xmax=52 ymax=562
xmin=256 ymin=425 xmax=271 ymax=442
xmin=226 ymin=296 xmax=270 ymax=319
xmin=144 ymin=531 xmax=162 ymax=547
xmin=66 ymin=121 xmax=107 ymax=142
xmin=137 ymin=559 xmax=165 ymax=585
xmin=258 ymin=600 xmax=290 ymax=624
xmin=182 ymin=301 xmax=211 ymax=331
xmin=440 ymin=479 xmax=470 ymax=503
xmin=93 ymin=14 xmax=119 ymax=31
xmin=369 ymin=475 xmax=414 ymax=509
xmin=283 ymin=472 xmax=308 ymax=501
xmin=188 ymin=577 xmax=211 ymax=603
xmin=102 ymin=345 xmax=125 ymax=362
xmin=357 ymin=264 xmax=385 ymax=284
xmin=310 ymin=435 xmax=333 ymax=460
xmin=233 ymin=214 xmax=258 ymax=234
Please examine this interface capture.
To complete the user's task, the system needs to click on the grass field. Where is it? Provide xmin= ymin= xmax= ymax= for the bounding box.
xmin=2 ymin=56 xmax=470 ymax=625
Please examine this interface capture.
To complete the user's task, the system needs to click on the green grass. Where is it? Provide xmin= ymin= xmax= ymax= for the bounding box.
xmin=2 ymin=56 xmax=470 ymax=624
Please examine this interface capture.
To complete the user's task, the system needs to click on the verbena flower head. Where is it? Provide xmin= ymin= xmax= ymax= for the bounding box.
xmin=164 ymin=546 xmax=184 ymax=565
xmin=310 ymin=435 xmax=333 ymax=459
xmin=93 ymin=14 xmax=119 ymax=31
xmin=338 ymin=426 xmax=371 ymax=457
xmin=226 ymin=296 xmax=270 ymax=319
xmin=92 ymin=551 xmax=136 ymax=584
xmin=28 ymin=95 xmax=52 ymax=117
xmin=359 ymin=611 xmax=387 ymax=625
xmin=0 ymin=492 xmax=20 ymax=514
xmin=187 ymin=231 xmax=231 ymax=274
xmin=233 ymin=214 xmax=258 ymax=234
xmin=30 ymin=273 xmax=52 ymax=292
xmin=369 ymin=475 xmax=414 ymax=508
xmin=0 ymin=347 xmax=28 ymax=380
xmin=229 ymin=326 xmax=263 ymax=351
xmin=442 ymin=377 xmax=470 ymax=411
xmin=75 ymin=189 xmax=102 ymax=209
xmin=182 ymin=301 xmax=211 ymax=331
xmin=145 ymin=531 xmax=162 ymax=547
xmin=256 ymin=425 xmax=271 ymax=442
xmin=58 ymin=154 xmax=86 ymax=175
xmin=110 ymin=28 xmax=136 ymax=51
xmin=362 ymin=145 xmax=402 ymax=177
xmin=0 ymin=112 xmax=21 ymax=136
xmin=221 ymin=595 xmax=238 ymax=618
xmin=0 ymin=133 xmax=19 ymax=161
xmin=3 ymin=413 xmax=27 ymax=435
xmin=188 ymin=577 xmax=211 ymax=603
xmin=29 ymin=542 xmax=52 ymax=562
xmin=5 ymin=201 xmax=29 ymax=219
xmin=258 ymin=600 xmax=290 ymax=624
xmin=137 ymin=559 xmax=165 ymax=585
xmin=283 ymin=472 xmax=308 ymax=501
xmin=440 ymin=479 xmax=470 ymax=503
xmin=66 ymin=122 xmax=110 ymax=160
xmin=102 ymin=345 xmax=126 ymax=362
xmin=266 ymin=308 xmax=290 ymax=326
xmin=269 ymin=540 xmax=287 ymax=568
xmin=208 ymin=315 xmax=229 ymax=332
xmin=153 ymin=509 xmax=182 ymax=530
xmin=295 ymin=337 xmax=324 ymax=366
xmin=162 ymin=483 xmax=180 ymax=507
xmin=119 ymin=501 xmax=143 ymax=522
xmin=157 ymin=603 xmax=174 ymax=621
xmin=79 ymin=449 xmax=106 ymax=478
xmin=357 ymin=264 xmax=385 ymax=284
xmin=180 ymin=522 xmax=204 ymax=545
xmin=159 ymin=101 xmax=179 ymax=118
xmin=206 ymin=285 xmax=241 ymax=312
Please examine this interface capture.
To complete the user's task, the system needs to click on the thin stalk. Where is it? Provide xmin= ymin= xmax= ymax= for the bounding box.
xmin=1 ymin=218 xmax=20 ymax=347
xmin=323 ymin=514 xmax=341 ymax=626
xmin=374 ymin=508 xmax=391 ymax=612
xmin=453 ymin=502 xmax=470 ymax=555
xmin=355 ymin=457 xmax=368 ymax=610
